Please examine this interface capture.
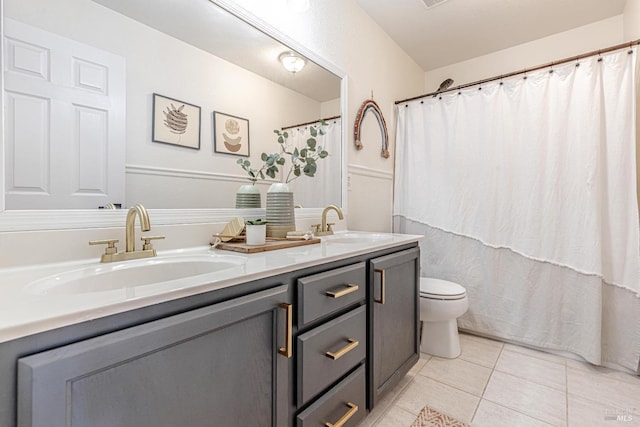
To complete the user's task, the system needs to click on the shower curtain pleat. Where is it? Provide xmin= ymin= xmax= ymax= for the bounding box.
xmin=394 ymin=48 xmax=640 ymax=372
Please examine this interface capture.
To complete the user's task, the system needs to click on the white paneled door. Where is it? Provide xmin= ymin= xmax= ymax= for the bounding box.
xmin=4 ymin=19 xmax=125 ymax=209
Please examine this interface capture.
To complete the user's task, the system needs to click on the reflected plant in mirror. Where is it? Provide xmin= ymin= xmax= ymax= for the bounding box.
xmin=272 ymin=121 xmax=330 ymax=184
xmin=236 ymin=121 xmax=330 ymax=184
xmin=236 ymin=154 xmax=284 ymax=184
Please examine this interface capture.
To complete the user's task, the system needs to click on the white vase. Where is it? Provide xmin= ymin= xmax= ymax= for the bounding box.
xmin=245 ymin=224 xmax=267 ymax=245
xmin=265 ymin=183 xmax=295 ymax=238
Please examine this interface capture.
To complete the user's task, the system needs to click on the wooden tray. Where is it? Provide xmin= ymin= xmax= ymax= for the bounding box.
xmin=215 ymin=238 xmax=321 ymax=254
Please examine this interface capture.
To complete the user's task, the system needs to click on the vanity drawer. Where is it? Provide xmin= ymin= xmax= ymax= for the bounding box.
xmin=296 ymin=364 xmax=366 ymax=427
xmin=297 ymin=262 xmax=366 ymax=327
xmin=297 ymin=305 xmax=366 ymax=405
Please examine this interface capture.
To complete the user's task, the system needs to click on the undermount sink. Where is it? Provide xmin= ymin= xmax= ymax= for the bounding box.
xmin=322 ymin=232 xmax=393 ymax=245
xmin=25 ymin=254 xmax=247 ymax=296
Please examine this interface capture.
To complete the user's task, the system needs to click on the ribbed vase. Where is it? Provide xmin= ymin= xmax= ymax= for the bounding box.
xmin=235 ymin=184 xmax=261 ymax=208
xmin=265 ymin=183 xmax=295 ymax=238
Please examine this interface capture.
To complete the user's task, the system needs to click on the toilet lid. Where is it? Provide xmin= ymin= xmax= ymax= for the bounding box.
xmin=420 ymin=278 xmax=466 ymax=300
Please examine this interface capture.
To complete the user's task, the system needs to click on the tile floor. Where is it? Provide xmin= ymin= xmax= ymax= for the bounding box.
xmin=359 ymin=333 xmax=640 ymax=427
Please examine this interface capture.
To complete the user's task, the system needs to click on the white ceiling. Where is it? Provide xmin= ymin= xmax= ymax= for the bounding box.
xmin=357 ymin=0 xmax=627 ymax=71
xmin=92 ymin=0 xmax=341 ymax=103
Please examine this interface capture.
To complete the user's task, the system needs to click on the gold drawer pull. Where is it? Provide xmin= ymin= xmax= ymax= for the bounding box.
xmin=325 ymin=284 xmax=359 ymax=298
xmin=374 ymin=268 xmax=386 ymax=304
xmin=278 ymin=303 xmax=292 ymax=358
xmin=326 ymin=339 xmax=359 ymax=360
xmin=325 ymin=402 xmax=358 ymax=427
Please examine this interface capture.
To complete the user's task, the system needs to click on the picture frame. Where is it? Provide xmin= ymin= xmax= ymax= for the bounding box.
xmin=152 ymin=93 xmax=201 ymax=150
xmin=213 ymin=111 xmax=250 ymax=157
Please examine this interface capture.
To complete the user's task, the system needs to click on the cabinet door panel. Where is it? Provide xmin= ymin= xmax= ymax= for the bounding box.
xmin=369 ymin=247 xmax=420 ymax=408
xmin=18 ymin=285 xmax=289 ymax=427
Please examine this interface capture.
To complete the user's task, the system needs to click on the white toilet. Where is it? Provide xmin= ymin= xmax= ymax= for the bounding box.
xmin=419 ymin=277 xmax=469 ymax=358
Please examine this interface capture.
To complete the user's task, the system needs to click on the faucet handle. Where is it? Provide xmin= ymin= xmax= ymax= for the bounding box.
xmin=141 ymin=235 xmax=165 ymax=251
xmin=326 ymin=223 xmax=335 ymax=232
xmin=311 ymin=224 xmax=322 ymax=233
xmin=89 ymin=239 xmax=119 ymax=255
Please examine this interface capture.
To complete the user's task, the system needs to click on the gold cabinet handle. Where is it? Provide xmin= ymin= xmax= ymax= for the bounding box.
xmin=325 ymin=284 xmax=359 ymax=298
xmin=278 ymin=303 xmax=293 ymax=358
xmin=325 ymin=339 xmax=359 ymax=360
xmin=325 ymin=402 xmax=358 ymax=427
xmin=374 ymin=268 xmax=386 ymax=304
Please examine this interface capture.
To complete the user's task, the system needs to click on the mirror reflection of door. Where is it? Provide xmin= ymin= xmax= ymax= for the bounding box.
xmin=4 ymin=19 xmax=125 ymax=209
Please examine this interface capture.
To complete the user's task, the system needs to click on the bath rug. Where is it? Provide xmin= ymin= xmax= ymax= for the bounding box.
xmin=410 ymin=405 xmax=470 ymax=427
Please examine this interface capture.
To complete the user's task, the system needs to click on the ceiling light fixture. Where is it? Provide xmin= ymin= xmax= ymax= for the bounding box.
xmin=279 ymin=51 xmax=306 ymax=74
xmin=422 ymin=0 xmax=451 ymax=8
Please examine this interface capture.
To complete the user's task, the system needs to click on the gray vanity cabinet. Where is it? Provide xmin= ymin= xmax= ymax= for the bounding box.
xmin=368 ymin=247 xmax=420 ymax=408
xmin=294 ymin=262 xmax=368 ymax=427
xmin=17 ymin=285 xmax=291 ymax=427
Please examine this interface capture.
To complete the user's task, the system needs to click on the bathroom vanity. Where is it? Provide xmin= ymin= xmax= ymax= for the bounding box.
xmin=0 ymin=233 xmax=420 ymax=427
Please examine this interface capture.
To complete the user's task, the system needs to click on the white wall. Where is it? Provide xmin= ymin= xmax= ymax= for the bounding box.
xmin=224 ymin=0 xmax=426 ymax=232
xmin=424 ymin=16 xmax=624 ymax=90
xmin=625 ymin=0 xmax=640 ymax=201
xmin=624 ymin=0 xmax=640 ymax=40
xmin=5 ymin=0 xmax=325 ymax=209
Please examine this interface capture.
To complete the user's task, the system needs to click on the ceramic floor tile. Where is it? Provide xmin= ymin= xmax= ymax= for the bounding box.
xmin=473 ymin=399 xmax=556 ymax=427
xmin=418 ymin=356 xmax=492 ymax=396
xmin=458 ymin=334 xmax=503 ymax=368
xmin=566 ymin=359 xmax=640 ymax=386
xmin=459 ymin=332 xmax=504 ymax=349
xmin=567 ymin=366 xmax=640 ymax=410
xmin=502 ymin=343 xmax=568 ymax=365
xmin=373 ymin=405 xmax=417 ymax=427
xmin=364 ymin=375 xmax=414 ymax=425
xmin=408 ymin=354 xmax=430 ymax=377
xmin=495 ymin=349 xmax=566 ymax=391
xmin=567 ymin=393 xmax=640 ymax=427
xmin=394 ymin=375 xmax=479 ymax=423
xmin=483 ymin=371 xmax=566 ymax=426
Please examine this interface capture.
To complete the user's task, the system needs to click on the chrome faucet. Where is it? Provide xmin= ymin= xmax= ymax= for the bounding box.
xmin=313 ymin=204 xmax=344 ymax=236
xmin=89 ymin=203 xmax=165 ymax=263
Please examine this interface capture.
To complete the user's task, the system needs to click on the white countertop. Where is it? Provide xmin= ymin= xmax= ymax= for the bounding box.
xmin=0 ymin=232 xmax=421 ymax=343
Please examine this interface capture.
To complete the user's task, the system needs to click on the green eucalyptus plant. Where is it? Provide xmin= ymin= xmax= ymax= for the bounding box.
xmin=274 ymin=120 xmax=329 ymax=183
xmin=236 ymin=120 xmax=329 ymax=184
xmin=245 ymin=219 xmax=268 ymax=225
xmin=236 ymin=153 xmax=284 ymax=184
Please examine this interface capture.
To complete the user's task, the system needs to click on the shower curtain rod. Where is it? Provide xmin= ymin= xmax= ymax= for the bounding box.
xmin=281 ymin=115 xmax=341 ymax=130
xmin=395 ymin=39 xmax=640 ymax=105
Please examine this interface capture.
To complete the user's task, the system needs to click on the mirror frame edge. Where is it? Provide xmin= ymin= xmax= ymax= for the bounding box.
xmin=0 ymin=0 xmax=349 ymax=232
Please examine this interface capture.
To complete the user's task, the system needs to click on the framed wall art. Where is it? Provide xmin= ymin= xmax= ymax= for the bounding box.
xmin=213 ymin=111 xmax=250 ymax=157
xmin=152 ymin=93 xmax=201 ymax=149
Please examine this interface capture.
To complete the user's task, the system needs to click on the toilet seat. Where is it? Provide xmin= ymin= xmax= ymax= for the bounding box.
xmin=420 ymin=278 xmax=466 ymax=300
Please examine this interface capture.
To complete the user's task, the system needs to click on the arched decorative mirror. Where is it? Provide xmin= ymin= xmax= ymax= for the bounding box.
xmin=0 ymin=0 xmax=345 ymax=230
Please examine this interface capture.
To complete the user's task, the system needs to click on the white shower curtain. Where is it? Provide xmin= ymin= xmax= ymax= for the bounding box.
xmin=287 ymin=119 xmax=342 ymax=208
xmin=394 ymin=48 xmax=640 ymax=372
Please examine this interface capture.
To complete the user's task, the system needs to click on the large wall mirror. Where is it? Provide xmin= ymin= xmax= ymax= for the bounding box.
xmin=1 ymin=0 xmax=345 ymax=229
